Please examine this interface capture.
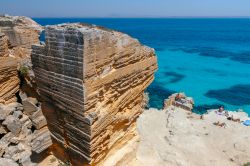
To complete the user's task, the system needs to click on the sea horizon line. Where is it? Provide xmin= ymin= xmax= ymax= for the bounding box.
xmin=31 ymin=16 xmax=250 ymax=19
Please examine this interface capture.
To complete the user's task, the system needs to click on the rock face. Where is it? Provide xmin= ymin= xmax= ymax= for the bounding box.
xmin=164 ymin=92 xmax=194 ymax=111
xmin=0 ymin=15 xmax=42 ymax=103
xmin=136 ymin=107 xmax=250 ymax=166
xmin=0 ymin=15 xmax=52 ymax=165
xmin=31 ymin=23 xmax=157 ymax=165
xmin=0 ymin=158 xmax=18 ymax=166
xmin=0 ymin=15 xmax=42 ymax=50
xmin=0 ymin=33 xmax=8 ymax=57
xmin=0 ymin=57 xmax=19 ymax=104
xmin=0 ymin=101 xmax=52 ymax=165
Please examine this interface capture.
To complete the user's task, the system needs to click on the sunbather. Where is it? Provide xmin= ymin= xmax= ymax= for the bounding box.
xmin=226 ymin=115 xmax=241 ymax=123
xmin=218 ymin=106 xmax=224 ymax=113
xmin=213 ymin=121 xmax=226 ymax=128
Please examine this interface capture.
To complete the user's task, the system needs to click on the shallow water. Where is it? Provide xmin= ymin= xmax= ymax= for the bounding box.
xmin=34 ymin=18 xmax=250 ymax=114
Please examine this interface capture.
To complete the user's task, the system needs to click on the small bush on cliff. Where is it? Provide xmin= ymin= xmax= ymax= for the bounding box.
xmin=58 ymin=161 xmax=70 ymax=166
xmin=19 ymin=66 xmax=29 ymax=76
xmin=244 ymin=162 xmax=250 ymax=166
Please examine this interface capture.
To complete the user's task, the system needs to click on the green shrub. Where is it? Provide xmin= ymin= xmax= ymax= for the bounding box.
xmin=243 ymin=162 xmax=250 ymax=166
xmin=19 ymin=66 xmax=29 ymax=76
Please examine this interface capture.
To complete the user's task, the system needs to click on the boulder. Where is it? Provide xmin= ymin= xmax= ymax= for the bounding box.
xmin=0 ymin=105 xmax=14 ymax=120
xmin=0 ymin=102 xmax=23 ymax=120
xmin=0 ymin=125 xmax=7 ymax=134
xmin=164 ymin=93 xmax=194 ymax=111
xmin=30 ymin=108 xmax=47 ymax=129
xmin=7 ymin=102 xmax=23 ymax=111
xmin=3 ymin=115 xmax=22 ymax=135
xmin=22 ymin=97 xmax=38 ymax=116
xmin=31 ymin=127 xmax=52 ymax=153
xmin=3 ymin=145 xmax=19 ymax=160
xmin=12 ymin=143 xmax=32 ymax=163
xmin=20 ymin=114 xmax=32 ymax=129
xmin=0 ymin=158 xmax=18 ymax=166
xmin=19 ymin=90 xmax=28 ymax=101
xmin=0 ymin=132 xmax=14 ymax=156
xmin=13 ymin=110 xmax=22 ymax=119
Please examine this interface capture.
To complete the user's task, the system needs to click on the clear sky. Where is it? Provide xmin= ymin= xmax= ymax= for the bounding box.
xmin=1 ymin=0 xmax=250 ymax=18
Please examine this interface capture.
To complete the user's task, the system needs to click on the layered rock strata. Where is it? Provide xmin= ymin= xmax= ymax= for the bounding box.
xmin=0 ymin=33 xmax=8 ymax=57
xmin=0 ymin=15 xmax=52 ymax=165
xmin=0 ymin=15 xmax=42 ymax=101
xmin=0 ymin=57 xmax=19 ymax=104
xmin=31 ymin=23 xmax=157 ymax=165
xmin=0 ymin=15 xmax=42 ymax=50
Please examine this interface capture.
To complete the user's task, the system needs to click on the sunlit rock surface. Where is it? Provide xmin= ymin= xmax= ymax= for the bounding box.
xmin=0 ymin=57 xmax=19 ymax=104
xmin=0 ymin=15 xmax=43 ymax=101
xmin=0 ymin=33 xmax=8 ymax=57
xmin=0 ymin=15 xmax=52 ymax=165
xmin=0 ymin=15 xmax=42 ymax=50
xmin=31 ymin=23 xmax=157 ymax=165
xmin=136 ymin=107 xmax=250 ymax=166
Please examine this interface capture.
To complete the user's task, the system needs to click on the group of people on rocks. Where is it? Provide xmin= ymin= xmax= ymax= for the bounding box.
xmin=216 ymin=106 xmax=241 ymax=122
xmin=212 ymin=106 xmax=242 ymax=128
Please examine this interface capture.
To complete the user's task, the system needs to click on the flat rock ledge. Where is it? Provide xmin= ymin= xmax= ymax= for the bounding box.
xmin=135 ymin=107 xmax=250 ymax=166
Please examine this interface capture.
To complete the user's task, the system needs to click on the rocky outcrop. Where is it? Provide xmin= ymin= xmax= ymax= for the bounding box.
xmin=164 ymin=92 xmax=194 ymax=111
xmin=0 ymin=15 xmax=52 ymax=165
xmin=0 ymin=33 xmax=8 ymax=57
xmin=136 ymin=107 xmax=250 ymax=166
xmin=0 ymin=57 xmax=19 ymax=104
xmin=0 ymin=15 xmax=42 ymax=50
xmin=0 ymin=15 xmax=42 ymax=102
xmin=31 ymin=23 xmax=157 ymax=165
xmin=0 ymin=100 xmax=52 ymax=165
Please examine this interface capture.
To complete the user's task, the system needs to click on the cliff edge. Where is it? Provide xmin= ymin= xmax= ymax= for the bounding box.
xmin=135 ymin=107 xmax=250 ymax=166
xmin=31 ymin=23 xmax=158 ymax=165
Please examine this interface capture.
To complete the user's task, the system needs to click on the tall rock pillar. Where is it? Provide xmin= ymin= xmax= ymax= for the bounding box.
xmin=31 ymin=23 xmax=157 ymax=165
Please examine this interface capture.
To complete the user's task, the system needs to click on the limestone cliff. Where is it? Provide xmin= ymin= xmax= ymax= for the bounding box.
xmin=0 ymin=15 xmax=52 ymax=165
xmin=0 ymin=57 xmax=19 ymax=104
xmin=0 ymin=33 xmax=8 ymax=57
xmin=0 ymin=15 xmax=42 ymax=50
xmin=31 ymin=23 xmax=157 ymax=165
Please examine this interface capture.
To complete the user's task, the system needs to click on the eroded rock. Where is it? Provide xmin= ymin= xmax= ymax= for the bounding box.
xmin=3 ymin=115 xmax=22 ymax=135
xmin=22 ymin=97 xmax=38 ymax=116
xmin=31 ymin=23 xmax=157 ymax=165
xmin=31 ymin=127 xmax=52 ymax=153
xmin=0 ymin=15 xmax=42 ymax=50
xmin=0 ymin=158 xmax=18 ymax=166
xmin=29 ymin=106 xmax=47 ymax=130
xmin=0 ymin=15 xmax=51 ymax=165
xmin=0 ymin=57 xmax=19 ymax=104
xmin=0 ymin=33 xmax=8 ymax=57
xmin=0 ymin=132 xmax=14 ymax=156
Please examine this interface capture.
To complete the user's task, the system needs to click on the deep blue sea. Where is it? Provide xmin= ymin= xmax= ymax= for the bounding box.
xmin=34 ymin=18 xmax=250 ymax=114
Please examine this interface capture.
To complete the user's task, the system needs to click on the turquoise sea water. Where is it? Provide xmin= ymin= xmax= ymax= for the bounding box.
xmin=34 ymin=18 xmax=250 ymax=114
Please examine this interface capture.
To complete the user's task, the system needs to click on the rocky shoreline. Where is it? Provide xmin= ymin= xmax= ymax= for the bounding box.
xmin=97 ymin=93 xmax=250 ymax=166
xmin=135 ymin=106 xmax=250 ymax=166
xmin=0 ymin=14 xmax=249 ymax=166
